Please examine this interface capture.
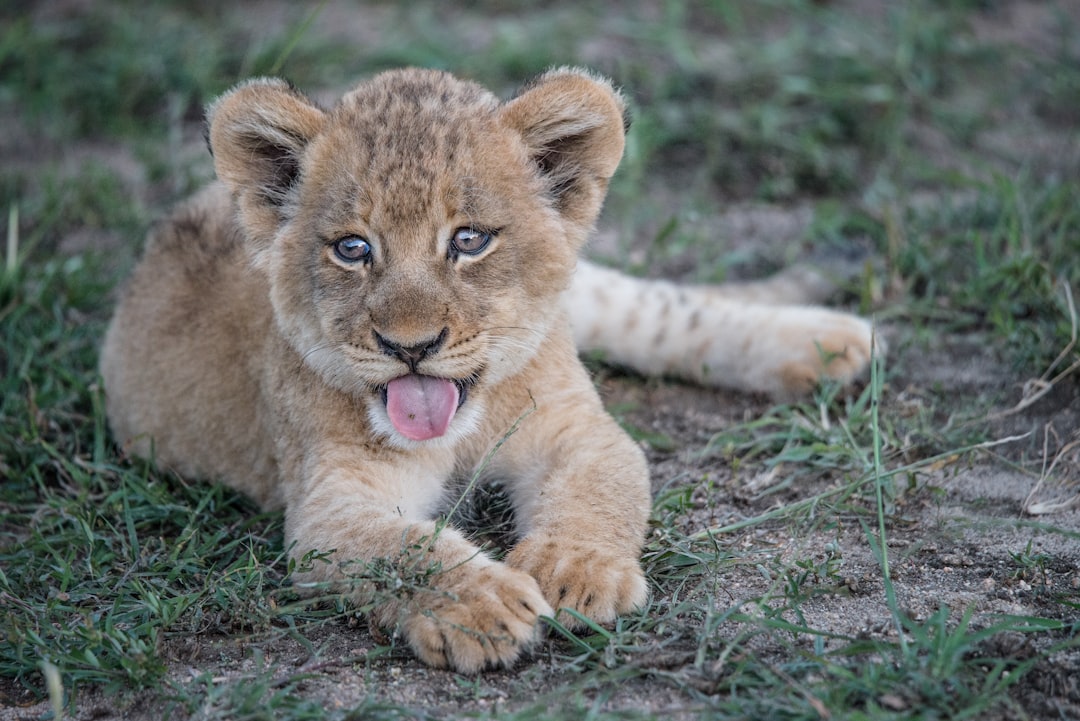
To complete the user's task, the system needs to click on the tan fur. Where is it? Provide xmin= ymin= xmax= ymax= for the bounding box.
xmin=100 ymin=68 xmax=875 ymax=672
xmin=566 ymin=262 xmax=878 ymax=399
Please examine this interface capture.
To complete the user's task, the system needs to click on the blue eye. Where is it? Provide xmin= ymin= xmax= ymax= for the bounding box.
xmin=449 ymin=227 xmax=493 ymax=258
xmin=333 ymin=236 xmax=372 ymax=264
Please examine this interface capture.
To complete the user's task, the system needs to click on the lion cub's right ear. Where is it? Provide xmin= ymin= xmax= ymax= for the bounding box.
xmin=206 ymin=78 xmax=326 ymax=245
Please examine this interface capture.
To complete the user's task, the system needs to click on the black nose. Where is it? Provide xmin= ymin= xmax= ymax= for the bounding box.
xmin=373 ymin=327 xmax=448 ymax=372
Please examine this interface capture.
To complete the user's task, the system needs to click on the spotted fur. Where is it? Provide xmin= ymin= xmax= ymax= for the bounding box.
xmin=568 ymin=262 xmax=875 ymax=398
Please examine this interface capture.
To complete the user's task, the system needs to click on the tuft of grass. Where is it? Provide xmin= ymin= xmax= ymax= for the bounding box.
xmin=895 ymin=178 xmax=1080 ymax=374
xmin=0 ymin=3 xmax=351 ymax=142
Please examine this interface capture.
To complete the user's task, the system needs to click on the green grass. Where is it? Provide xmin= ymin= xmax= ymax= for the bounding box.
xmin=2 ymin=0 xmax=1079 ymax=718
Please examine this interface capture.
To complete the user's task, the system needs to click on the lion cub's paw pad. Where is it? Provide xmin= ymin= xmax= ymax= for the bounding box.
xmin=402 ymin=563 xmax=552 ymax=673
xmin=506 ymin=538 xmax=648 ymax=628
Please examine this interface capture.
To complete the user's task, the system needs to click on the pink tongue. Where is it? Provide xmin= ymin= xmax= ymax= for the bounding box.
xmin=385 ymin=375 xmax=460 ymax=441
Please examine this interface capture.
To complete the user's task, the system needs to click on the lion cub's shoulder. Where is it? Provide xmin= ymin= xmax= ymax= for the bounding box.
xmin=138 ymin=183 xmax=244 ymax=276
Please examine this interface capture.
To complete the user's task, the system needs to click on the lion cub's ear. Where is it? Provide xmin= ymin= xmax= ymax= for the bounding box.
xmin=206 ymin=78 xmax=326 ymax=245
xmin=500 ymin=68 xmax=627 ymax=236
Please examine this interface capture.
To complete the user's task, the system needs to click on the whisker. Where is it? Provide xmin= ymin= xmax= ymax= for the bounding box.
xmin=476 ymin=325 xmax=547 ymax=340
xmin=301 ymin=342 xmax=335 ymax=364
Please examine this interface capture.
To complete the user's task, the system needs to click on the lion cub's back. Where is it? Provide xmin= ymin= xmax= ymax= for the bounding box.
xmin=100 ymin=183 xmax=281 ymax=506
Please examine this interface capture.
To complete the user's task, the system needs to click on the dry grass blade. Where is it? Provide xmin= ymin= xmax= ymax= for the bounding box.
xmin=1024 ymin=426 xmax=1080 ymax=516
xmin=987 ymin=279 xmax=1079 ymax=422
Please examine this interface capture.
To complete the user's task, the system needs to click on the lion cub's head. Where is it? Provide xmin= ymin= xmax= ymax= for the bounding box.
xmin=206 ymin=68 xmax=626 ymax=446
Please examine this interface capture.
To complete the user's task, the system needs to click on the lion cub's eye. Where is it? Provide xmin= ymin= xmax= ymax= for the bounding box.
xmin=333 ymin=236 xmax=372 ymax=264
xmin=449 ymin=227 xmax=493 ymax=259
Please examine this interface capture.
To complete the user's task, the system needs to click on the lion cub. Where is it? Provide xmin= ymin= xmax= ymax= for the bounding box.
xmin=100 ymin=68 xmax=874 ymax=672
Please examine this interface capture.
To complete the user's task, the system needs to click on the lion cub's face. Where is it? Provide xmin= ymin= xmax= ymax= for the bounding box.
xmin=207 ymin=69 xmax=626 ymax=445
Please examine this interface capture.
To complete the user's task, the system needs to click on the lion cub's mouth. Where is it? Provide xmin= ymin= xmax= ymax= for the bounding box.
xmin=381 ymin=375 xmax=469 ymax=441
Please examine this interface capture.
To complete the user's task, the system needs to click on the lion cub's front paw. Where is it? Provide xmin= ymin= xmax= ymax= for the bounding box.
xmin=400 ymin=561 xmax=552 ymax=673
xmin=505 ymin=536 xmax=648 ymax=628
xmin=777 ymin=311 xmax=880 ymax=397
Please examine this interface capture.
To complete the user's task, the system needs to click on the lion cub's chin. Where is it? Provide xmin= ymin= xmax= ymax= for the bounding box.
xmin=366 ymin=388 xmax=485 ymax=450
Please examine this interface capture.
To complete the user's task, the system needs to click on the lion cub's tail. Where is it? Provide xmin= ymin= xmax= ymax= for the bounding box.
xmin=565 ymin=260 xmax=879 ymax=399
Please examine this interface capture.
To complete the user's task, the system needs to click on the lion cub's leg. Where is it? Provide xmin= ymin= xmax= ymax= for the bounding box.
xmin=568 ymin=261 xmax=878 ymax=398
xmin=492 ymin=367 xmax=652 ymax=629
xmin=284 ymin=461 xmax=552 ymax=672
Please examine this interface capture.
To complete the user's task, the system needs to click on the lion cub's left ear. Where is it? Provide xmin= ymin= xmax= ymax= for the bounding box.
xmin=206 ymin=78 xmax=326 ymax=249
xmin=500 ymin=68 xmax=627 ymax=235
